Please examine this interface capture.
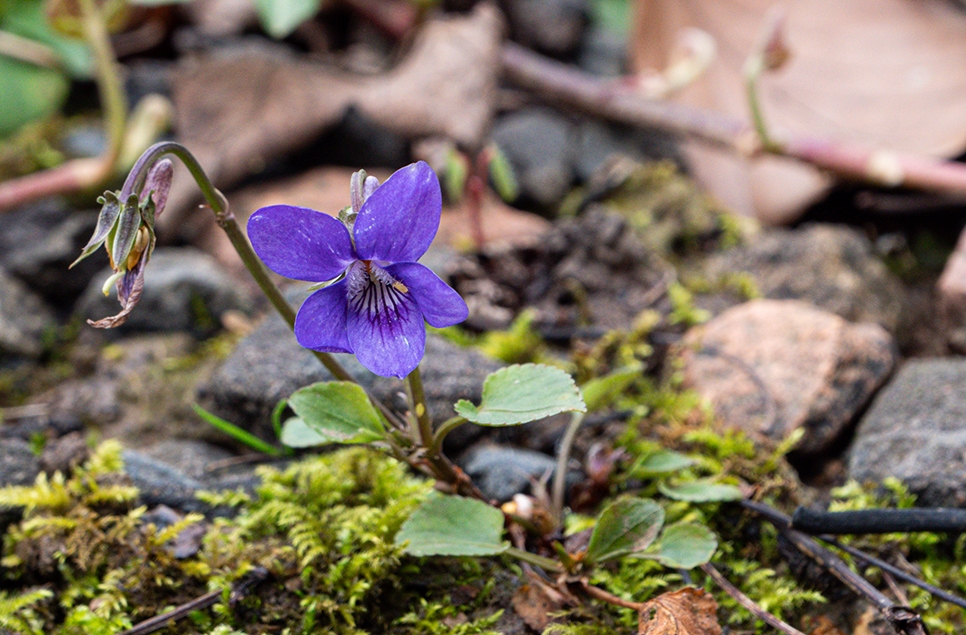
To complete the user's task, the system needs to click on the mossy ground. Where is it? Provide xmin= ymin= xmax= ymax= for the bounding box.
xmin=1 ymin=366 xmax=961 ymax=634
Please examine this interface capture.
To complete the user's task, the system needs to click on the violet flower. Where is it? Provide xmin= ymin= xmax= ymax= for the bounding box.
xmin=248 ymin=161 xmax=468 ymax=378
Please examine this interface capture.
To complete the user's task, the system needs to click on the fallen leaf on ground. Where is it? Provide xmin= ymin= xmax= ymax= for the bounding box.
xmin=164 ymin=2 xmax=503 ymax=230
xmin=632 ymin=0 xmax=966 ymax=223
xmin=511 ymin=579 xmax=566 ymax=631
xmin=637 ymin=587 xmax=722 ymax=635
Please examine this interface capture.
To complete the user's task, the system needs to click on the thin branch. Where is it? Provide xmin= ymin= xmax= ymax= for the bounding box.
xmin=117 ymin=567 xmax=268 ymax=635
xmin=741 ymin=500 xmax=929 ymax=635
xmin=745 ymin=499 xmax=966 ymax=611
xmin=701 ymin=562 xmax=806 ymax=635
xmin=501 ymin=42 xmax=966 ymax=197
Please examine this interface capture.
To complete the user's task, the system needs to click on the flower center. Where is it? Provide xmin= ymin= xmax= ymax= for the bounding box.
xmin=347 ymin=261 xmax=411 ymax=324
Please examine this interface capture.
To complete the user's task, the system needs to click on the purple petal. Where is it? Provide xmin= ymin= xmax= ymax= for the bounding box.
xmin=385 ymin=262 xmax=468 ymax=328
xmin=354 ymin=162 xmax=441 ymax=263
xmin=295 ymin=281 xmax=352 ymax=353
xmin=89 ymin=262 xmax=146 ymax=329
xmin=248 ymin=205 xmax=354 ymax=282
xmin=344 ymin=264 xmax=425 ymax=378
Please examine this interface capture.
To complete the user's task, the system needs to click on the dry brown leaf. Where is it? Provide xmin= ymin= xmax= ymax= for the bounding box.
xmin=807 ymin=615 xmax=847 ymax=635
xmin=632 ymin=0 xmax=966 ymax=224
xmin=637 ymin=587 xmax=722 ymax=635
xmin=511 ymin=581 xmax=565 ymax=631
xmin=164 ymin=3 xmax=503 ymax=230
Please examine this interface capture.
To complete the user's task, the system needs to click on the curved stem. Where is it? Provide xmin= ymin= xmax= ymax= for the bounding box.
xmin=79 ymin=0 xmax=126 ymax=176
xmin=122 ymin=142 xmax=409 ymax=432
xmin=552 ymin=411 xmax=585 ymax=517
xmin=504 ymin=546 xmax=563 ymax=573
xmin=429 ymin=415 xmax=467 ymax=456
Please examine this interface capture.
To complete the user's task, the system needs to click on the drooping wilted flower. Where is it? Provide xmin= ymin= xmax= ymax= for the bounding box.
xmin=247 ymin=161 xmax=468 ymax=378
xmin=72 ymin=158 xmax=173 ymax=328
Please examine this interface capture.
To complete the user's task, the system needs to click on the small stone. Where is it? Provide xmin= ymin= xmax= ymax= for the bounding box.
xmin=77 ymin=247 xmax=252 ymax=335
xmin=506 ymin=0 xmax=588 ymax=57
xmin=122 ymin=450 xmax=209 ymax=514
xmin=0 ymin=267 xmax=55 ymax=360
xmin=704 ymin=224 xmax=905 ymax=334
xmin=574 ymin=120 xmax=679 ymax=183
xmin=141 ymin=439 xmax=234 ymax=481
xmin=459 ymin=445 xmax=559 ymax=503
xmin=848 ymin=359 xmax=966 ymax=507
xmin=7 ymin=214 xmax=102 ymax=307
xmin=577 ymin=24 xmax=627 ymax=76
xmin=680 ymin=299 xmax=896 ymax=454
xmin=39 ymin=432 xmax=89 ymax=475
xmin=491 ymin=108 xmax=576 ymax=207
xmin=0 ymin=438 xmax=41 ymax=487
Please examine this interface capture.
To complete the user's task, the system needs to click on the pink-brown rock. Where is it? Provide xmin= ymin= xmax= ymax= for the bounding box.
xmin=679 ymin=299 xmax=896 ymax=454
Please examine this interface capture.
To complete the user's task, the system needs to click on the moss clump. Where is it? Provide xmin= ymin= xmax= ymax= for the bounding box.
xmin=0 ymin=442 xmax=513 ymax=634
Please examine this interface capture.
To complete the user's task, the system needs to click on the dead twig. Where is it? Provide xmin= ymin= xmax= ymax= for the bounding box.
xmin=751 ymin=501 xmax=966 ymax=612
xmin=701 ymin=562 xmax=806 ymax=635
xmin=501 ymin=42 xmax=966 ymax=198
xmin=117 ymin=567 xmax=268 ymax=635
xmin=742 ymin=500 xmax=929 ymax=635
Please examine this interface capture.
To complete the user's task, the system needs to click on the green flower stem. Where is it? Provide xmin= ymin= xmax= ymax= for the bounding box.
xmin=122 ymin=142 xmax=408 ymax=433
xmin=78 ymin=0 xmax=127 ymax=176
xmin=552 ymin=411 xmax=584 ymax=517
xmin=429 ymin=415 xmax=468 ymax=456
xmin=405 ymin=366 xmax=488 ymax=499
xmin=504 ymin=546 xmax=563 ymax=573
xmin=405 ymin=366 xmax=435 ymax=450
xmin=743 ymin=55 xmax=780 ymax=152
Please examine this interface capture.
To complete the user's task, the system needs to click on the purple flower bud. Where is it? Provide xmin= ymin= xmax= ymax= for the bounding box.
xmin=142 ymin=158 xmax=173 ymax=220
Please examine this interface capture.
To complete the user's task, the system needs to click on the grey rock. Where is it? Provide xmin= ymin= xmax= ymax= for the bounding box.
xmin=122 ymin=450 xmax=209 ymax=514
xmin=198 ymin=300 xmax=503 ymax=448
xmin=0 ymin=267 xmax=55 ymax=360
xmin=0 ymin=439 xmax=39 ymax=532
xmin=77 ymin=247 xmax=251 ymax=335
xmin=0 ymin=198 xmax=102 ymax=307
xmin=682 ymin=300 xmax=897 ymax=454
xmin=704 ymin=224 xmax=905 ymax=333
xmin=577 ymin=25 xmax=627 ymax=76
xmin=459 ymin=445 xmax=560 ymax=503
xmin=574 ymin=120 xmax=679 ymax=183
xmin=506 ymin=0 xmax=588 ymax=57
xmin=848 ymin=359 xmax=966 ymax=507
xmin=7 ymin=213 xmax=101 ymax=306
xmin=0 ymin=438 xmax=41 ymax=486
xmin=61 ymin=125 xmax=108 ymax=159
xmin=491 ymin=108 xmax=576 ymax=207
xmin=39 ymin=432 xmax=89 ymax=475
xmin=141 ymin=439 xmax=234 ymax=481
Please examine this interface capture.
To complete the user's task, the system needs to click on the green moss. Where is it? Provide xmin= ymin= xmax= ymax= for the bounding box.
xmin=0 ymin=441 xmax=527 ymax=634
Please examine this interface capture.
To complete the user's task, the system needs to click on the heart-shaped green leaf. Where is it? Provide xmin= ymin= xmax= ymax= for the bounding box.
xmin=658 ymin=480 xmax=743 ymax=503
xmin=395 ymin=493 xmax=508 ymax=556
xmin=635 ymin=451 xmax=696 ymax=476
xmin=454 ymin=364 xmax=585 ymax=426
xmin=586 ymin=498 xmax=664 ymax=564
xmin=286 ymin=381 xmax=386 ymax=445
xmin=653 ymin=522 xmax=717 ymax=569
